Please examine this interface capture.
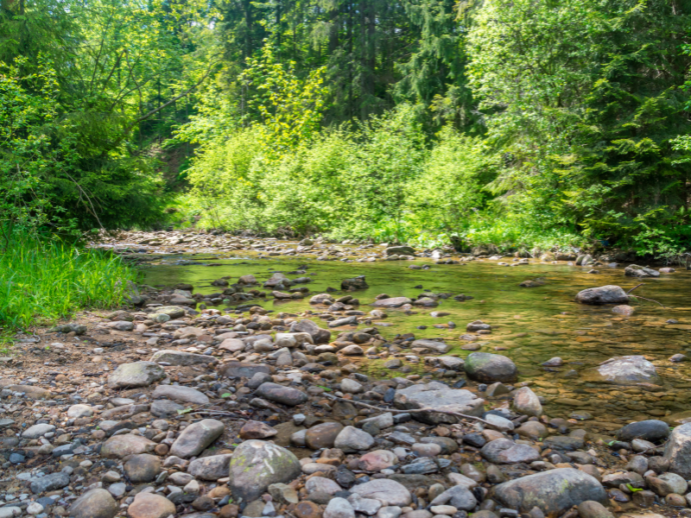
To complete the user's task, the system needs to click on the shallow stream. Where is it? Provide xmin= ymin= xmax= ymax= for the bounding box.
xmin=138 ymin=250 xmax=691 ymax=431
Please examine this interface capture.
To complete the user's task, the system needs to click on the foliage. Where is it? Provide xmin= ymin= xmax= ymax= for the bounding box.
xmin=0 ymin=230 xmax=137 ymax=331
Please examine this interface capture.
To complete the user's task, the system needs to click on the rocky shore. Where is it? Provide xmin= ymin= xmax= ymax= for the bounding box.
xmin=0 ymin=234 xmax=687 ymax=518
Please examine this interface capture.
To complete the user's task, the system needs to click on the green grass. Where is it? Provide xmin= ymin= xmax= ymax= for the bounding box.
xmin=0 ymin=232 xmax=137 ymax=332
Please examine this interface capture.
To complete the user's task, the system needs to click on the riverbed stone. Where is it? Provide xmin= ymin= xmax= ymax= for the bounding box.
xmin=394 ymin=381 xmax=484 ymax=424
xmin=22 ymin=423 xmax=55 ymax=439
xmin=151 ymin=399 xmax=185 ymax=417
xmin=664 ymin=422 xmax=691 ymax=478
xmin=350 ymin=479 xmax=412 ymax=506
xmin=69 ymin=489 xmax=118 ymax=518
xmin=169 ymin=419 xmax=224 ymax=458
xmin=410 ymin=340 xmax=450 ymax=353
xmin=430 ymin=485 xmax=477 ymax=511
xmin=492 ymin=468 xmax=606 ymax=513
xmin=306 ymin=422 xmax=344 ymax=449
xmin=291 ymin=319 xmax=331 ymax=344
xmin=188 ymin=454 xmax=233 ymax=480
xmin=585 ymin=356 xmax=661 ymax=385
xmin=360 ymin=450 xmax=399 ymax=471
xmin=513 ymin=386 xmax=542 ymax=416
xmin=228 ymin=439 xmax=301 ymax=502
xmin=124 ymin=454 xmax=161 ymax=482
xmin=335 ymin=426 xmax=375 ymax=452
xmin=101 ymin=434 xmax=156 ymax=458
xmin=625 ymin=265 xmax=660 ymax=278
xmin=30 ymin=472 xmax=70 ymax=494
xmin=153 ymin=384 xmax=210 ymax=405
xmin=127 ymin=493 xmax=176 ymax=518
xmin=481 ymin=439 xmax=540 ymax=464
xmin=617 ymin=420 xmax=670 ymax=443
xmin=372 ymin=297 xmax=412 ymax=308
xmin=108 ymin=362 xmax=165 ymax=388
xmin=219 ymin=361 xmax=271 ymax=379
xmin=575 ymin=286 xmax=629 ymax=305
xmin=150 ymin=350 xmax=217 ymax=366
xmin=255 ymin=382 xmax=308 ymax=406
xmin=464 ymin=353 xmax=517 ymax=383
xmin=67 ymin=404 xmax=94 ymax=418
xmin=324 ymin=497 xmax=355 ymax=518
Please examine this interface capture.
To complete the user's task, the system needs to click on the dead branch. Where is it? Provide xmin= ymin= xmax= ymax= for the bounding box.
xmin=323 ymin=393 xmax=493 ymax=426
xmin=627 ymin=283 xmax=644 ymax=294
xmin=629 ymin=295 xmax=667 ymax=308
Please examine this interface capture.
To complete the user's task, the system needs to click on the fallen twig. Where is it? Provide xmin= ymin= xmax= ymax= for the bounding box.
xmin=627 ymin=283 xmax=644 ymax=294
xmin=184 ymin=410 xmax=249 ymax=420
xmin=323 ymin=393 xmax=493 ymax=426
xmin=629 ymin=295 xmax=667 ymax=308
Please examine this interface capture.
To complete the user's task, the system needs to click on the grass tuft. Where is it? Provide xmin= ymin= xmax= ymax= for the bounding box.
xmin=0 ymin=232 xmax=137 ymax=333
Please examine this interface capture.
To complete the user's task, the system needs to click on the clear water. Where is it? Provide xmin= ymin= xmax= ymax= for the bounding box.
xmin=140 ymin=252 xmax=691 ymax=429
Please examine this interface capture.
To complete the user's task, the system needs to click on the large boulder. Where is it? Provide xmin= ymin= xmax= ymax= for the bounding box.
xmin=625 ymin=265 xmax=660 ymax=278
xmin=228 ymin=440 xmax=301 ymax=502
xmin=108 ymin=362 xmax=165 ymax=388
xmin=464 ymin=353 xmax=517 ymax=383
xmin=575 ymin=286 xmax=629 ymax=305
xmin=583 ymin=356 xmax=661 ymax=385
xmin=617 ymin=420 xmax=670 ymax=443
xmin=492 ymin=468 xmax=606 ymax=513
xmin=290 ymin=319 xmax=331 ymax=344
xmin=149 ymin=350 xmax=217 ymax=367
xmin=664 ymin=422 xmax=691 ymax=478
xmin=394 ymin=381 xmax=485 ymax=424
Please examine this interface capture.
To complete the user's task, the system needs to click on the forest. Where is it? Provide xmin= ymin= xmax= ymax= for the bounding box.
xmin=3 ymin=0 xmax=691 ymax=257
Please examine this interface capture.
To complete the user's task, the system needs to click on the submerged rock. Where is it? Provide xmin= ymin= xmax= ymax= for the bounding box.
xmin=464 ymin=352 xmax=517 ymax=383
xmin=583 ymin=356 xmax=661 ymax=385
xmin=625 ymin=265 xmax=660 ymax=278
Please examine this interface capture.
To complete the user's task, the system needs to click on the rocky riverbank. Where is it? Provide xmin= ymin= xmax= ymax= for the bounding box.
xmin=1 ymin=233 xmax=688 ymax=518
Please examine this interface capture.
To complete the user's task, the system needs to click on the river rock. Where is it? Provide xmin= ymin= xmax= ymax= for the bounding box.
xmin=625 ymin=265 xmax=660 ymax=278
xmin=360 ymin=450 xmax=398 ymax=471
xmin=30 ymin=472 xmax=70 ymax=494
xmin=255 ymin=382 xmax=308 ymax=406
xmin=350 ymin=479 xmax=412 ymax=506
xmin=153 ymin=385 xmax=210 ymax=405
xmin=228 ymin=440 xmax=301 ymax=502
xmin=188 ymin=454 xmax=233 ymax=480
xmin=240 ymin=420 xmax=277 ymax=439
xmin=342 ymin=276 xmax=368 ymax=290
xmin=575 ymin=286 xmax=629 ymax=305
xmin=513 ymin=386 xmax=542 ymax=416
xmin=372 ymin=297 xmax=412 ymax=308
xmin=394 ymin=381 xmax=484 ymax=424
xmin=108 ymin=362 xmax=165 ymax=388
xmin=335 ymin=426 xmax=375 ymax=452
xmin=325 ymin=497 xmax=355 ymax=518
xmin=291 ymin=319 xmax=331 ymax=343
xmin=464 ymin=353 xmax=517 ymax=383
xmin=430 ymin=485 xmax=477 ymax=511
xmin=577 ymin=501 xmax=614 ymax=518
xmin=69 ymin=489 xmax=118 ymax=518
xmin=169 ymin=419 xmax=224 ymax=458
xmin=617 ymin=420 xmax=670 ymax=443
xmin=585 ymin=356 xmax=661 ymax=385
xmin=410 ymin=340 xmax=450 ymax=353
xmin=22 ymin=423 xmax=55 ymax=439
xmin=67 ymin=404 xmax=94 ymax=418
xmin=124 ymin=454 xmax=161 ymax=482
xmin=664 ymin=422 xmax=691 ymax=478
xmin=306 ymin=422 xmax=344 ymax=449
xmin=101 ymin=435 xmax=156 ymax=458
xmin=386 ymin=246 xmax=415 ymax=256
xmin=151 ymin=399 xmax=185 ymax=417
xmin=153 ymin=306 xmax=186 ymax=318
xmin=492 ymin=468 xmax=606 ymax=513
xmin=481 ymin=439 xmax=540 ymax=463
xmin=219 ymin=361 xmax=271 ymax=379
xmin=150 ymin=350 xmax=217 ymax=366
xmin=306 ymin=476 xmax=342 ymax=495
xmin=127 ymin=493 xmax=176 ymax=518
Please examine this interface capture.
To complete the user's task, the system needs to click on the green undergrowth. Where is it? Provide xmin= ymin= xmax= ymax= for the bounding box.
xmin=0 ymin=231 xmax=137 ymax=334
